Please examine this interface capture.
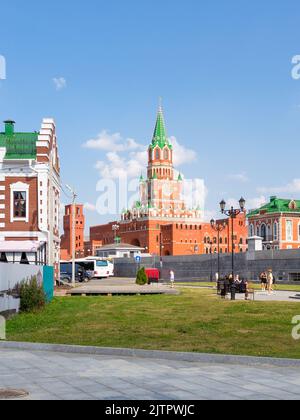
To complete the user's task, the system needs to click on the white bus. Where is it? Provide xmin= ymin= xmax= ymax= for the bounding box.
xmin=84 ymin=257 xmax=114 ymax=278
xmin=60 ymin=258 xmax=114 ymax=280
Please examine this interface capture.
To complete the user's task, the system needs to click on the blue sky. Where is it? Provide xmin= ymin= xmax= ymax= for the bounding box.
xmin=1 ymin=0 xmax=300 ymax=233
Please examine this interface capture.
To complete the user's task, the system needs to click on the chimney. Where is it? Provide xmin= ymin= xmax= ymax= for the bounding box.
xmin=4 ymin=120 xmax=15 ymax=135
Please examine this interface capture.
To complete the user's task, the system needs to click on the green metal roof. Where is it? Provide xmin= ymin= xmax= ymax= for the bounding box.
xmin=248 ymin=197 xmax=300 ymax=217
xmin=0 ymin=121 xmax=37 ymax=160
xmin=150 ymin=107 xmax=172 ymax=150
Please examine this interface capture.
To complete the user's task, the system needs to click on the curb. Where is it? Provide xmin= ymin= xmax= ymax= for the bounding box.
xmin=1 ymin=341 xmax=300 ymax=368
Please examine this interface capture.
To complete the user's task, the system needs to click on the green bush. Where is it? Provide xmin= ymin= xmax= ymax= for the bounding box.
xmin=136 ymin=267 xmax=148 ymax=286
xmin=18 ymin=276 xmax=46 ymax=313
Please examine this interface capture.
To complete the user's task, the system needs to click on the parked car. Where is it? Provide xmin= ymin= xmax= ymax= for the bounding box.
xmin=59 ymin=266 xmax=90 ymax=285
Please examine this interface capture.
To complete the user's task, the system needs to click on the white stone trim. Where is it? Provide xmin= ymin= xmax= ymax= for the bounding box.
xmin=36 ymin=141 xmax=50 ymax=147
xmin=0 ymin=204 xmax=4 ymax=210
xmin=0 ymin=223 xmax=5 ymax=228
xmin=0 ymin=186 xmax=5 ymax=191
xmin=0 ymin=214 xmax=4 ymax=219
xmin=0 ymin=231 xmax=47 ymax=239
xmin=0 ymin=195 xmax=4 ymax=200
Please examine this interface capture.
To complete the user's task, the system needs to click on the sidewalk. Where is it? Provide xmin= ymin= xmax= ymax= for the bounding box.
xmin=1 ymin=343 xmax=300 ymax=400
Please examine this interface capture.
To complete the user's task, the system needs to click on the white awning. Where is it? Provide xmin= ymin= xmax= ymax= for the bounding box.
xmin=0 ymin=241 xmax=45 ymax=253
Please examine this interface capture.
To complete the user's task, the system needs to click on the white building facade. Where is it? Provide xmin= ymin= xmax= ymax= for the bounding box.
xmin=0 ymin=119 xmax=61 ymax=278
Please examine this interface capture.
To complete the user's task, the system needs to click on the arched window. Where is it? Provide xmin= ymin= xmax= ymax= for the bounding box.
xmin=155 ymin=148 xmax=160 ymax=160
xmin=164 ymin=148 xmax=169 ymax=160
xmin=267 ymin=225 xmax=272 ymax=241
xmin=249 ymin=224 xmax=254 ymax=237
xmin=261 ymin=224 xmax=267 ymax=241
xmin=274 ymin=222 xmax=278 ymax=241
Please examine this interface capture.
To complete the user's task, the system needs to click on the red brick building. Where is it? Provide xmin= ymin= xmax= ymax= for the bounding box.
xmin=90 ymin=107 xmax=248 ymax=256
xmin=0 ymin=119 xmax=61 ymax=275
xmin=247 ymin=197 xmax=300 ymax=250
xmin=61 ymin=204 xmax=85 ymax=260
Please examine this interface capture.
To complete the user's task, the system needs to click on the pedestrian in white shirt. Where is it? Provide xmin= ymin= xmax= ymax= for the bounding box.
xmin=170 ymin=270 xmax=175 ymax=288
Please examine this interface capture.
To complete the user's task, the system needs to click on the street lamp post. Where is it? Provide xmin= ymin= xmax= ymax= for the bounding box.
xmin=219 ymin=197 xmax=246 ymax=280
xmin=209 ymin=241 xmax=214 ymax=283
xmin=210 ymin=219 xmax=226 ymax=280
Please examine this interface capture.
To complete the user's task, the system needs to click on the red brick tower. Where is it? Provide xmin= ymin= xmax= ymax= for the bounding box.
xmin=61 ymin=204 xmax=85 ymax=260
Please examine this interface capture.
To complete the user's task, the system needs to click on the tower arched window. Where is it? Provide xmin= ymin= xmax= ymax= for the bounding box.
xmin=155 ymin=148 xmax=160 ymax=160
xmin=164 ymin=148 xmax=169 ymax=160
xmin=149 ymin=149 xmax=152 ymax=161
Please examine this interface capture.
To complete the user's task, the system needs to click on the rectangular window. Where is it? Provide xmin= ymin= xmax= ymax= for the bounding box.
xmin=13 ymin=191 xmax=26 ymax=218
xmin=286 ymin=220 xmax=293 ymax=242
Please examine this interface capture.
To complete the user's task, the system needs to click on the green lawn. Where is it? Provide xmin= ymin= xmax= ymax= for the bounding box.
xmin=6 ymin=289 xmax=300 ymax=359
xmin=176 ymin=282 xmax=300 ymax=292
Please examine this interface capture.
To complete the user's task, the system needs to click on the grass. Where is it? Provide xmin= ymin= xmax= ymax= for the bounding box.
xmin=6 ymin=289 xmax=300 ymax=359
xmin=176 ymin=282 xmax=300 ymax=292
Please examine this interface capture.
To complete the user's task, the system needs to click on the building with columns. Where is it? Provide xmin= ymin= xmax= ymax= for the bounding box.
xmin=0 ymin=119 xmax=61 ymax=276
xmin=247 ymin=196 xmax=300 ymax=250
xmin=89 ymin=107 xmax=248 ymax=256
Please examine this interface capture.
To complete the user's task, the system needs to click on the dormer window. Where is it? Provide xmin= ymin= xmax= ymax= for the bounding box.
xmin=289 ymin=200 xmax=298 ymax=210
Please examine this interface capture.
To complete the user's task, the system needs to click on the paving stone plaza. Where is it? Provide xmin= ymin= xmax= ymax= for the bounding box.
xmin=1 ymin=347 xmax=300 ymax=400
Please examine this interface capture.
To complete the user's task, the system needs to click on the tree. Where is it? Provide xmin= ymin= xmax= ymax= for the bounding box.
xmin=136 ymin=267 xmax=148 ymax=286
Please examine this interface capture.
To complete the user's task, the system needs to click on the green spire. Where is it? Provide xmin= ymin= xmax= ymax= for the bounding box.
xmin=178 ymin=173 xmax=183 ymax=181
xmin=139 ymin=174 xmax=144 ymax=182
xmin=151 ymin=104 xmax=172 ymax=150
xmin=152 ymin=170 xmax=158 ymax=180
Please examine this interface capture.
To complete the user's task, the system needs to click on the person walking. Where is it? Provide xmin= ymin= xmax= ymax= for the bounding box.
xmin=260 ymin=271 xmax=267 ymax=292
xmin=267 ymin=269 xmax=274 ymax=295
xmin=170 ymin=270 xmax=175 ymax=288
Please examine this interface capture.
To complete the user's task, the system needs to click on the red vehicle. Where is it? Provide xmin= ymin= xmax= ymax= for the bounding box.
xmin=145 ymin=268 xmax=160 ymax=284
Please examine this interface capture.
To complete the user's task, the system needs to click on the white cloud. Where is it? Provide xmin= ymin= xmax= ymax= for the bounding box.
xmin=53 ymin=77 xmax=67 ymax=91
xmin=95 ymin=152 xmax=145 ymax=180
xmin=84 ymin=131 xmax=197 ymax=180
xmin=83 ymin=130 xmax=143 ymax=153
xmin=247 ymin=196 xmax=267 ymax=210
xmin=169 ymin=136 xmax=197 ymax=166
xmin=228 ymin=173 xmax=249 ymax=183
xmin=84 ymin=202 xmax=97 ymax=212
xmin=258 ymin=179 xmax=300 ymax=195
